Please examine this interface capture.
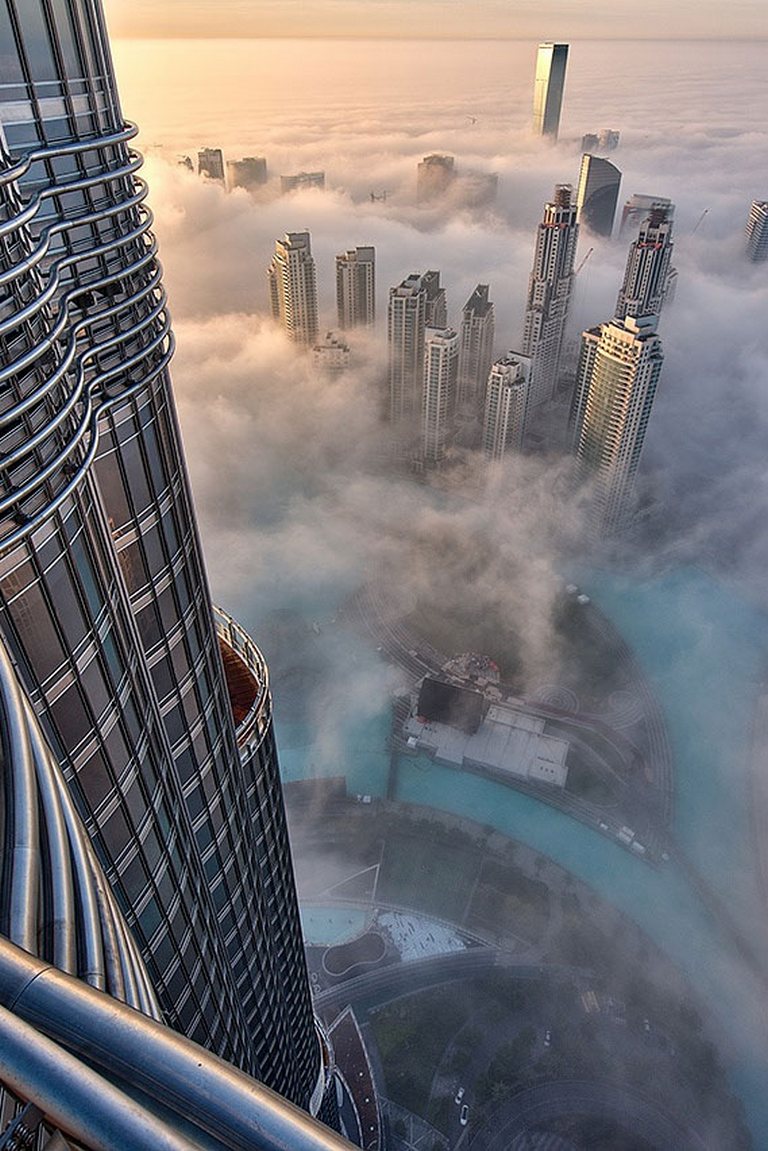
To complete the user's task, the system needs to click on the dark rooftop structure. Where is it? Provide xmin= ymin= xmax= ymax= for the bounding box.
xmin=417 ymin=677 xmax=487 ymax=734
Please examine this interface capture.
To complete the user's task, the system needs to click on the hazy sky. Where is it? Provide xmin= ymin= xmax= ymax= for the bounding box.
xmin=103 ymin=0 xmax=768 ymax=42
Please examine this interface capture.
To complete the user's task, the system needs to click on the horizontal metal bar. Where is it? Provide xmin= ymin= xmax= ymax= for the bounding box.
xmin=0 ymin=938 xmax=355 ymax=1151
xmin=0 ymin=1004 xmax=205 ymax=1151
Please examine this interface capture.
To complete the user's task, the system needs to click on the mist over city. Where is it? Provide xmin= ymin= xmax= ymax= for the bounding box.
xmin=94 ymin=25 xmax=768 ymax=1149
xmin=0 ymin=5 xmax=766 ymax=1150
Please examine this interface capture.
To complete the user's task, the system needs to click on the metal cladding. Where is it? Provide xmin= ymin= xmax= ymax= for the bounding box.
xmin=0 ymin=0 xmax=326 ymax=1117
xmin=0 ymin=642 xmax=160 ymax=1019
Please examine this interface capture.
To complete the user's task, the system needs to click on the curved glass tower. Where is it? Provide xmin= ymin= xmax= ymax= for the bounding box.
xmin=0 ymin=0 xmax=327 ymax=1115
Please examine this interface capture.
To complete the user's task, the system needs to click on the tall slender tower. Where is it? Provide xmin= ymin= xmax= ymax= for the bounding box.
xmin=576 ymin=154 xmax=622 ymax=238
xmin=745 ymin=200 xmax=768 ymax=262
xmin=615 ymin=208 xmax=675 ymax=322
xmin=522 ymin=185 xmax=579 ymax=408
xmin=268 ymin=231 xmax=319 ymax=346
xmin=388 ymin=270 xmax=446 ymax=424
xmin=482 ymin=354 xmax=531 ymax=462
xmin=336 ymin=246 xmax=376 ymax=329
xmin=570 ymin=316 xmax=664 ymax=536
xmin=458 ymin=285 xmax=495 ymax=412
xmin=0 ymin=0 xmax=329 ymax=1118
xmin=422 ymin=328 xmax=459 ymax=466
xmin=532 ymin=43 xmax=569 ymax=140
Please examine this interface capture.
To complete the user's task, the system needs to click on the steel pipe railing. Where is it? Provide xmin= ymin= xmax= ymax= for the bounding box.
xmin=0 ymin=939 xmax=357 ymax=1151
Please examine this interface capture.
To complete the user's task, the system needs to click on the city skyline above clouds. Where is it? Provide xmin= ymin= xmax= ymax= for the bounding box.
xmin=103 ymin=0 xmax=768 ymax=41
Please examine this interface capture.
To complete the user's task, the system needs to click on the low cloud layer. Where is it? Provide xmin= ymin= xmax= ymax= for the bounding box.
xmin=112 ymin=35 xmax=768 ymax=1133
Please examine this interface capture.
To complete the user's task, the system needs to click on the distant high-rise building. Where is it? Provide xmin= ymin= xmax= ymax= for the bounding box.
xmin=616 ymin=208 xmax=675 ymax=322
xmin=268 ymin=232 xmax=319 ymax=346
xmin=482 ymin=354 xmax=532 ymax=461
xmin=227 ymin=156 xmax=268 ymax=190
xmin=522 ymin=184 xmax=579 ymax=408
xmin=461 ymin=170 xmax=499 ymax=208
xmin=620 ymin=193 xmax=674 ymax=237
xmin=178 ymin=154 xmax=194 ymax=171
xmin=598 ymin=129 xmax=620 ymax=150
xmin=745 ymin=200 xmax=768 ymax=262
xmin=458 ymin=285 xmax=495 ymax=411
xmin=570 ymin=315 xmax=664 ymax=536
xmin=0 ymin=0 xmax=333 ymax=1122
xmin=532 ymin=43 xmax=569 ymax=139
xmin=417 ymin=154 xmax=456 ymax=204
xmin=576 ymin=154 xmax=622 ymax=237
xmin=388 ymin=271 xmax=446 ymax=424
xmin=280 ymin=171 xmax=325 ymax=193
xmin=423 ymin=269 xmax=448 ymax=328
xmin=313 ymin=331 xmax=351 ymax=372
xmin=336 ymin=246 xmax=376 ymax=329
xmin=198 ymin=147 xmax=225 ymax=183
xmin=422 ymin=328 xmax=459 ymax=466
xmin=581 ymin=129 xmax=620 ymax=152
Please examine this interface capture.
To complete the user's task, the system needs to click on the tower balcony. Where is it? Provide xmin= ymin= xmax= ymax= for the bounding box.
xmin=213 ymin=605 xmax=273 ymax=749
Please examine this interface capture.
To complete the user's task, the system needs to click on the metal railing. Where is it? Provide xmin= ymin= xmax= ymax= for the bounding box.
xmin=0 ymin=642 xmax=159 ymax=1015
xmin=0 ymin=123 xmax=173 ymax=555
xmin=0 ymin=938 xmax=357 ymax=1151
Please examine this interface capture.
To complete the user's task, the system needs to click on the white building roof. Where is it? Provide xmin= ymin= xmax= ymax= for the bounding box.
xmin=404 ymin=700 xmax=569 ymax=788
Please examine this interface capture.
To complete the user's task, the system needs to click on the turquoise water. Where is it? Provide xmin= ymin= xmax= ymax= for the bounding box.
xmin=300 ymin=905 xmax=370 ymax=946
xmin=581 ymin=568 xmax=768 ymax=943
xmin=276 ymin=567 xmax=768 ymax=1135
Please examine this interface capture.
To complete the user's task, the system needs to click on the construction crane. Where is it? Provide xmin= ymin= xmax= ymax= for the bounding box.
xmin=575 ymin=246 xmax=594 ymax=275
xmin=691 ymin=208 xmax=709 ymax=235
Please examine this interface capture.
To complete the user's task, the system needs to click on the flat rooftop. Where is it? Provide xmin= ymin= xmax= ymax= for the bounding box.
xmin=404 ymin=700 xmax=569 ymax=788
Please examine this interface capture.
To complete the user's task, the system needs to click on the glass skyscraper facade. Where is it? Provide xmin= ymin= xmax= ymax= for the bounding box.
xmin=576 ymin=154 xmax=622 ymax=238
xmin=532 ymin=42 xmax=568 ymax=140
xmin=0 ymin=0 xmax=327 ymax=1116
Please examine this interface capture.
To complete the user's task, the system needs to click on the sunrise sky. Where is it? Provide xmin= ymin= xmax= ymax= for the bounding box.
xmin=102 ymin=0 xmax=767 ymax=41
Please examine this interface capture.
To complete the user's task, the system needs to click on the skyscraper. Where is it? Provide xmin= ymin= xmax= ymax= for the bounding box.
xmin=422 ymin=328 xmax=459 ymax=466
xmin=576 ymin=154 xmax=622 ymax=237
xmin=227 ymin=155 xmax=268 ymax=191
xmin=745 ymin=199 xmax=768 ymax=261
xmin=570 ymin=316 xmax=664 ymax=536
xmin=522 ymin=184 xmax=579 ymax=408
xmin=336 ymin=246 xmax=376 ymax=329
xmin=482 ymin=354 xmax=532 ymax=462
xmin=198 ymin=146 xmax=226 ymax=183
xmin=388 ymin=270 xmax=446 ymax=425
xmin=532 ymin=43 xmax=569 ymax=139
xmin=0 ymin=0 xmax=330 ymax=1118
xmin=458 ymin=285 xmax=495 ymax=412
xmin=615 ymin=208 xmax=675 ymax=322
xmin=417 ymin=154 xmax=456 ymax=203
xmin=280 ymin=170 xmax=325 ymax=193
xmin=598 ymin=129 xmax=620 ymax=150
xmin=620 ymin=193 xmax=674 ymax=237
xmin=268 ymin=231 xmax=319 ymax=347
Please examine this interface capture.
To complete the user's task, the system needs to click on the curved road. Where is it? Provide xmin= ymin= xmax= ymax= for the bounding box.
xmin=467 ymin=1080 xmax=708 ymax=1151
xmin=315 ymin=950 xmax=588 ymax=1015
